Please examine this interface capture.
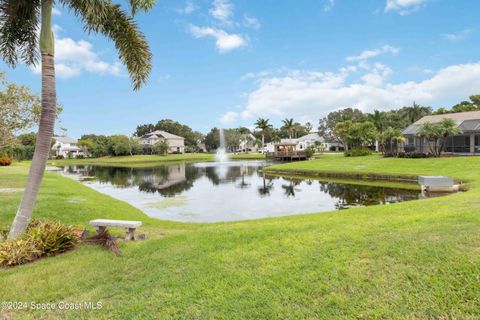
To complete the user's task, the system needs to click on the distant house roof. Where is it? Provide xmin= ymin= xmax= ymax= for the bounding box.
xmin=54 ymin=136 xmax=77 ymax=144
xmin=414 ymin=111 xmax=480 ymax=124
xmin=403 ymin=111 xmax=480 ymax=135
xmin=141 ymin=130 xmax=184 ymax=140
xmin=296 ymin=132 xmax=325 ymax=143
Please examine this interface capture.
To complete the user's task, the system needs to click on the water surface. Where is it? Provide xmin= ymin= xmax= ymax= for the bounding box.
xmin=55 ymin=160 xmax=429 ymax=222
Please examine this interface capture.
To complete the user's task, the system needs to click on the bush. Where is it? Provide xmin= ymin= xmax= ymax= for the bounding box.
xmin=0 ymin=220 xmax=80 ymax=267
xmin=0 ymin=157 xmax=12 ymax=166
xmin=383 ymin=152 xmax=431 ymax=158
xmin=344 ymin=149 xmax=372 ymax=157
xmin=76 ymin=154 xmax=85 ymax=159
xmin=305 ymin=146 xmax=316 ymax=158
xmin=55 ymin=155 xmax=64 ymax=159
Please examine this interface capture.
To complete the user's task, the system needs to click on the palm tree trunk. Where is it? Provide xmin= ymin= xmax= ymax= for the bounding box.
xmin=8 ymin=0 xmax=56 ymax=239
xmin=262 ymin=133 xmax=265 ymax=150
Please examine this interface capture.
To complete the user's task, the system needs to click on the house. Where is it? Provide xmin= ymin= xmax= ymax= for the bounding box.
xmin=140 ymin=130 xmax=185 ymax=154
xmin=402 ymin=111 xmax=480 ymax=154
xmin=278 ymin=133 xmax=341 ymax=152
xmin=238 ymin=133 xmax=259 ymax=153
xmin=52 ymin=136 xmax=83 ymax=158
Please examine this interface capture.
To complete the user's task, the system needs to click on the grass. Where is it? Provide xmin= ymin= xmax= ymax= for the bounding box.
xmin=1 ymin=155 xmax=480 ymax=319
xmin=49 ymin=153 xmax=266 ymax=167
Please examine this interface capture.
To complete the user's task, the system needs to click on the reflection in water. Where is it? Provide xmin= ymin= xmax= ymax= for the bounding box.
xmin=55 ymin=161 xmax=431 ymax=223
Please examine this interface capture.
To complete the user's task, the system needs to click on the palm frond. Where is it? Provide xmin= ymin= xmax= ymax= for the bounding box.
xmin=64 ymin=0 xmax=152 ymax=90
xmin=129 ymin=0 xmax=155 ymax=16
xmin=0 ymin=0 xmax=40 ymax=66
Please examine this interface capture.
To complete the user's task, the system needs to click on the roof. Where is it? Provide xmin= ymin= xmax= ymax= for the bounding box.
xmin=142 ymin=130 xmax=184 ymax=140
xmin=403 ymin=111 xmax=480 ymax=135
xmin=296 ymin=132 xmax=325 ymax=143
xmin=54 ymin=136 xmax=77 ymax=144
xmin=414 ymin=111 xmax=480 ymax=124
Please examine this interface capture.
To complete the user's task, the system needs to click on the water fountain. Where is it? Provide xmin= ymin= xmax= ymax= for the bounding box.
xmin=215 ymin=128 xmax=229 ymax=162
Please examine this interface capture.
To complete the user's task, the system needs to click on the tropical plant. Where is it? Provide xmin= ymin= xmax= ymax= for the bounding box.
xmin=2 ymin=0 xmax=154 ymax=239
xmin=416 ymin=119 xmax=461 ymax=157
xmin=377 ymin=127 xmax=404 ymax=156
xmin=255 ymin=118 xmax=272 ymax=149
xmin=0 ymin=220 xmax=79 ymax=267
xmin=282 ymin=118 xmax=295 ymax=139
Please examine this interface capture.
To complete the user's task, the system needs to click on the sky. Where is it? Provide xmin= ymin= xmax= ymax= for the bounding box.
xmin=2 ymin=0 xmax=480 ymax=138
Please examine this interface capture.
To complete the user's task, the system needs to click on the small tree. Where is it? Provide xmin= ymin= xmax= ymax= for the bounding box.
xmin=417 ymin=119 xmax=461 ymax=157
xmin=153 ymin=140 xmax=169 ymax=155
xmin=77 ymin=139 xmax=93 ymax=157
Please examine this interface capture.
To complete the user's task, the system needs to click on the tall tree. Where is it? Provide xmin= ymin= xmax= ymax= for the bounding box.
xmin=255 ymin=118 xmax=272 ymax=149
xmin=282 ymin=118 xmax=295 ymax=139
xmin=2 ymin=0 xmax=154 ymax=239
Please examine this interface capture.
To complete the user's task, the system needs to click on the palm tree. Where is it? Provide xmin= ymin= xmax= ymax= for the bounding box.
xmin=282 ymin=118 xmax=295 ymax=139
xmin=2 ymin=0 xmax=154 ymax=239
xmin=255 ymin=118 xmax=272 ymax=150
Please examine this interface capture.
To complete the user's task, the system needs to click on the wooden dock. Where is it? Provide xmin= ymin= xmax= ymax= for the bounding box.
xmin=266 ymin=151 xmax=308 ymax=161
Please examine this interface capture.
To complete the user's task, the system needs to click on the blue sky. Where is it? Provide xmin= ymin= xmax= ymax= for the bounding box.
xmin=2 ymin=0 xmax=480 ymax=137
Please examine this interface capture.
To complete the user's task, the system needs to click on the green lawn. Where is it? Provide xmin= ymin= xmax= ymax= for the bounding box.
xmin=49 ymin=153 xmax=265 ymax=167
xmin=1 ymin=155 xmax=480 ymax=319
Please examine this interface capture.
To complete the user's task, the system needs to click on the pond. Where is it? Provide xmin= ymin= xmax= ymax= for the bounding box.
xmin=54 ymin=160 xmax=431 ymax=223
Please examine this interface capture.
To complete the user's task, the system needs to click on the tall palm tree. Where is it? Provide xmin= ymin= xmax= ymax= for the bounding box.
xmin=2 ymin=0 xmax=154 ymax=239
xmin=255 ymin=118 xmax=272 ymax=150
xmin=282 ymin=118 xmax=295 ymax=139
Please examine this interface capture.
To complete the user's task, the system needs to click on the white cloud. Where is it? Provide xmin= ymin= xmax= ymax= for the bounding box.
xmin=346 ymin=45 xmax=399 ymax=62
xmin=31 ymin=36 xmax=121 ymax=79
xmin=210 ymin=0 xmax=234 ymax=25
xmin=237 ymin=62 xmax=480 ymax=121
xmin=243 ymin=14 xmax=261 ymax=29
xmin=443 ymin=28 xmax=474 ymax=42
xmin=178 ymin=1 xmax=196 ymax=14
xmin=219 ymin=111 xmax=239 ymax=125
xmin=385 ymin=0 xmax=428 ymax=15
xmin=324 ymin=0 xmax=335 ymax=12
xmin=189 ymin=25 xmax=248 ymax=52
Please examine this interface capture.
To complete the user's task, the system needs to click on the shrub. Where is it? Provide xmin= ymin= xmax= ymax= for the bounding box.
xmin=344 ymin=149 xmax=372 ymax=157
xmin=56 ymin=155 xmax=64 ymax=159
xmin=76 ymin=154 xmax=85 ymax=159
xmin=0 ymin=220 xmax=80 ymax=267
xmin=26 ymin=220 xmax=80 ymax=255
xmin=305 ymin=146 xmax=316 ymax=158
xmin=383 ymin=152 xmax=431 ymax=158
xmin=0 ymin=157 xmax=12 ymax=166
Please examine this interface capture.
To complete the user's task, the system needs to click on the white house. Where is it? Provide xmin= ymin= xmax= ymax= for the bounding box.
xmin=140 ymin=130 xmax=185 ymax=154
xmin=52 ymin=136 xmax=83 ymax=158
xmin=278 ymin=133 xmax=341 ymax=152
xmin=238 ymin=133 xmax=259 ymax=153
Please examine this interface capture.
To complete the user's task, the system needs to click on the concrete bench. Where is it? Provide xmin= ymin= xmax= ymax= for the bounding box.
xmin=418 ymin=176 xmax=455 ymax=192
xmin=89 ymin=219 xmax=142 ymax=241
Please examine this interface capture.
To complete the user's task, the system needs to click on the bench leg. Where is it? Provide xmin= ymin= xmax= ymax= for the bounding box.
xmin=125 ymin=228 xmax=136 ymax=241
xmin=95 ymin=226 xmax=106 ymax=234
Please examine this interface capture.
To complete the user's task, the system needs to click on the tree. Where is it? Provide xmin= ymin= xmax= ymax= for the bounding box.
xmin=204 ymin=128 xmax=219 ymax=151
xmin=282 ymin=118 xmax=295 ymax=139
xmin=377 ymin=127 xmax=404 ymax=155
xmin=255 ymin=118 xmax=272 ymax=149
xmin=0 ymin=73 xmax=41 ymax=154
xmin=416 ymin=119 xmax=461 ymax=157
xmin=333 ymin=120 xmax=377 ymax=151
xmin=134 ymin=124 xmax=155 ymax=137
xmin=333 ymin=120 xmax=353 ymax=151
xmin=3 ymin=0 xmax=154 ymax=239
xmin=153 ymin=139 xmax=169 ymax=155
xmin=77 ymin=139 xmax=93 ymax=157
xmin=111 ymin=135 xmax=133 ymax=156
xmin=318 ymin=108 xmax=365 ymax=141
